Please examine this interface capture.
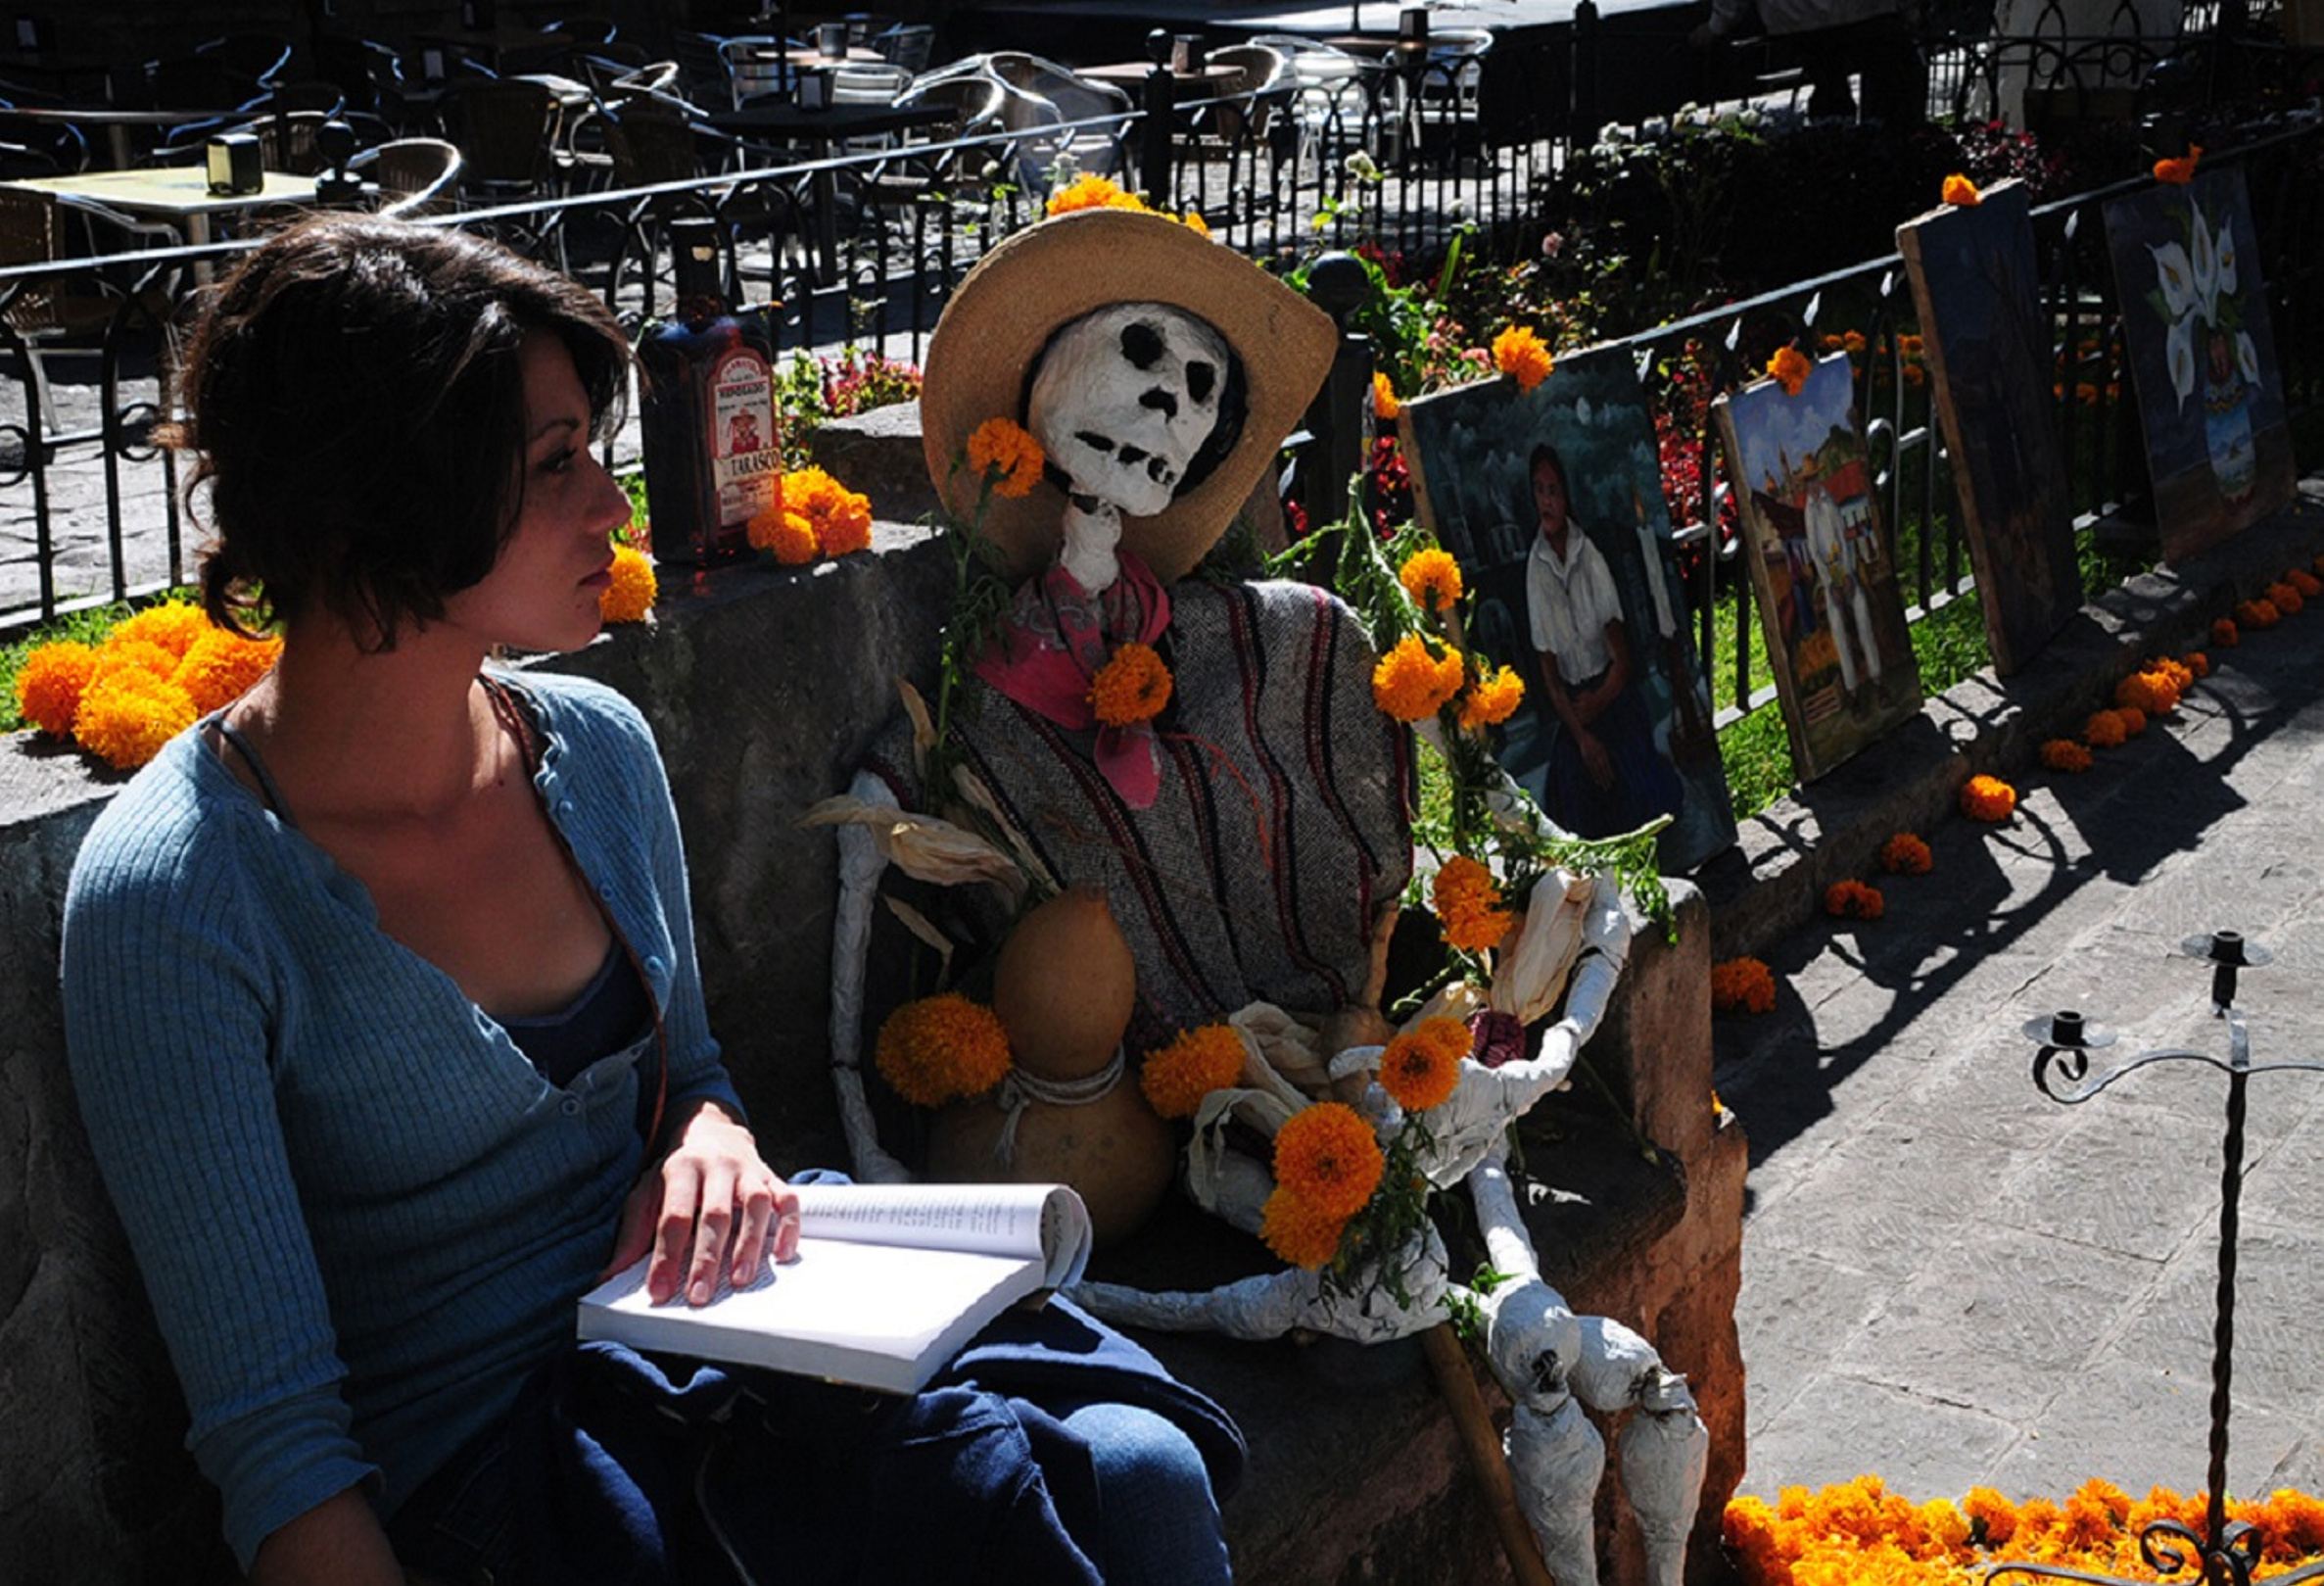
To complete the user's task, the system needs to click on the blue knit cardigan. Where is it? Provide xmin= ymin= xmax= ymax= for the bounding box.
xmin=62 ymin=671 xmax=742 ymax=1569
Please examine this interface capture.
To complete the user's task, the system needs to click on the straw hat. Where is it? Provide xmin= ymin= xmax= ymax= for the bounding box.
xmin=919 ymin=206 xmax=1336 ymax=583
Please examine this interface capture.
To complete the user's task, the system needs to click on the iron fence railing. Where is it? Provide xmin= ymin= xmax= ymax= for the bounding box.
xmin=2 ymin=72 xmax=2316 ymax=781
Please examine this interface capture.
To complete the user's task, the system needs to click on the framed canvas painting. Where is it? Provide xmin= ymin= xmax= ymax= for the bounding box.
xmin=2103 ymin=165 xmax=2294 ymax=562
xmin=1713 ymin=352 xmax=1922 ymax=782
xmin=1399 ymin=346 xmax=1735 ymax=872
xmin=1897 ymin=179 xmax=2084 ymax=677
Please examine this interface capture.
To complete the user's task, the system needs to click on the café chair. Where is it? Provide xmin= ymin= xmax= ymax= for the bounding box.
xmin=351 ymin=136 xmax=464 ymax=216
xmin=1193 ymin=43 xmax=1290 ymax=151
xmin=0 ymin=186 xmax=182 ymax=436
xmin=441 ymin=75 xmax=562 ymax=204
xmin=194 ymin=32 xmax=295 ymax=90
xmin=0 ymin=112 xmax=87 ymax=176
xmin=717 ymin=34 xmax=801 ymax=110
xmin=872 ymin=24 xmax=936 ymax=72
xmin=311 ymin=35 xmax=406 ymax=119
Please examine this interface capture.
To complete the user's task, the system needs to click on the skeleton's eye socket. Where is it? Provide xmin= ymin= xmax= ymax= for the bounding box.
xmin=1119 ymin=320 xmax=1166 ymax=368
xmin=1528 ymin=1352 xmax=1562 ymax=1396
xmin=1186 ymin=360 xmax=1217 ymax=405
xmin=1075 ymin=430 xmax=1114 ymax=453
xmin=1138 ymin=387 xmax=1178 ymax=419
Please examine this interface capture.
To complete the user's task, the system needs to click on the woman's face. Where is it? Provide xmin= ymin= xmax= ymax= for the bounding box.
xmin=1531 ymin=458 xmax=1568 ymax=536
xmin=439 ymin=333 xmax=631 ymax=655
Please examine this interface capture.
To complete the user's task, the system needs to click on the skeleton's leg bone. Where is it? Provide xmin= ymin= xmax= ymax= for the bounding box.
xmin=1508 ymin=1397 xmax=1605 ymax=1586
xmin=1619 ymin=1373 xmax=1710 ymax=1586
xmin=829 ymin=771 xmax=915 ymax=1183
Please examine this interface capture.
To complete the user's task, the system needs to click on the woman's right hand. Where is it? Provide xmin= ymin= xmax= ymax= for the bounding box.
xmin=248 ymin=1488 xmax=406 ymax=1586
xmin=1579 ymin=727 xmax=1615 ymax=792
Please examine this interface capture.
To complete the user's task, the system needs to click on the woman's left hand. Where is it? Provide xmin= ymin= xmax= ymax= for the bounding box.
xmin=600 ymin=1100 xmax=801 ymax=1305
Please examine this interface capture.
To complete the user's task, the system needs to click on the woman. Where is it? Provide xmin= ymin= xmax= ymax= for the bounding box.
xmin=62 ymin=216 xmax=1232 ymax=1585
xmin=1521 ymin=442 xmax=1682 ymax=839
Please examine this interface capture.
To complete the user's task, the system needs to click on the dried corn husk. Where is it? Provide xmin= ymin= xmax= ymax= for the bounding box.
xmin=800 ymin=795 xmax=1025 ymax=900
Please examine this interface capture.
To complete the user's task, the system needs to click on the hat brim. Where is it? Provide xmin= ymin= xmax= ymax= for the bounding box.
xmin=920 ymin=207 xmax=1337 ymax=584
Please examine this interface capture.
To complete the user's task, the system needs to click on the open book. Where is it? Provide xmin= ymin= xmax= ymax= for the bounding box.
xmin=576 ymin=1181 xmax=1092 ymax=1395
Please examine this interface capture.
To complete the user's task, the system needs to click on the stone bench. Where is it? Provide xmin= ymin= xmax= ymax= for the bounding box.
xmin=0 ymin=518 xmax=1745 ymax=1584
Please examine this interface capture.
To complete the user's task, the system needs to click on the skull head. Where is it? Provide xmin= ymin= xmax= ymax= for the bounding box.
xmin=1026 ymin=303 xmax=1235 ymax=518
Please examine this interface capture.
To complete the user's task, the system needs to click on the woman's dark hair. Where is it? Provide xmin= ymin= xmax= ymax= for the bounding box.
xmin=166 ymin=215 xmax=629 ymax=647
xmin=1528 ymin=441 xmax=1568 ymax=492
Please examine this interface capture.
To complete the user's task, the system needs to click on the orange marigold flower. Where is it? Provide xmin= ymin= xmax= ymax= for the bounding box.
xmin=1959 ymin=773 xmax=2017 ymax=822
xmin=2211 ymin=617 xmax=2240 ymax=648
xmin=1710 ymin=956 xmax=1777 ymax=1015
xmin=2083 ymin=709 xmax=2127 ymax=748
xmin=2266 ymin=580 xmax=2303 ymax=616
xmin=1399 ymin=547 xmax=1462 ymax=612
xmin=966 ymin=416 xmax=1046 ymax=499
xmin=1088 ymin=641 xmax=1173 ymax=726
xmin=1046 ymin=171 xmax=1147 ymax=216
xmin=1372 ymin=370 xmax=1400 ymax=421
xmin=108 ymin=600 xmax=209 ymax=659
xmin=14 ymin=640 xmax=99 ymax=738
xmin=2040 ymin=739 xmax=2093 ymax=773
xmin=1963 ymin=1486 xmax=2018 ymax=1548
xmin=1179 ymin=210 xmax=1209 ymax=236
xmin=2115 ymin=704 xmax=2148 ymax=737
xmin=72 ymin=667 xmax=196 ymax=771
xmin=1492 ymin=324 xmax=1552 ymax=392
xmin=1767 ymin=345 xmax=1813 ymax=396
xmin=747 ymin=503 xmax=819 ymax=564
xmin=1824 ymin=879 xmax=1885 ymax=920
xmin=1140 ymin=1024 xmax=1247 ymax=1120
xmin=2153 ymin=145 xmax=2202 ymax=184
xmin=2235 ymin=598 xmax=2280 ymax=629
xmin=171 ymin=627 xmax=282 ymax=714
xmin=91 ymin=638 xmax=180 ymax=687
xmin=2184 ymin=650 xmax=2208 ymax=678
xmin=1371 ymin=633 xmax=1465 ymax=721
xmin=1457 ymin=664 xmax=1525 ymax=730
xmin=1942 ymin=172 xmax=1982 ymax=206
xmin=1258 ymin=1185 xmax=1350 ymax=1270
xmin=2149 ymin=655 xmax=2194 ymax=692
xmin=598 ymin=543 xmax=657 ymax=624
xmin=1841 ymin=329 xmax=1867 ymax=354
xmin=874 ymin=992 xmax=1013 ymax=1108
xmin=2114 ymin=670 xmax=2178 ymax=715
xmin=1878 ymin=832 xmax=1932 ymax=875
xmin=1379 ymin=1017 xmax=1468 ymax=1113
xmin=787 ymin=464 xmax=873 ymax=557
xmin=1431 ymin=853 xmax=1513 ymax=953
xmin=2290 ymin=568 xmax=2322 ymax=599
xmin=1272 ymin=1101 xmax=1384 ymax=1220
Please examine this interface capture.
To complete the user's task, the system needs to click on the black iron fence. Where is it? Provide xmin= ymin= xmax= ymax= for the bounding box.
xmin=3 ymin=72 xmax=2318 ymax=757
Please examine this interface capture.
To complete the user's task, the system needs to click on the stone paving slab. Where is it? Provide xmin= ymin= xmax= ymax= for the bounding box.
xmin=1717 ymin=487 xmax=2324 ymax=1509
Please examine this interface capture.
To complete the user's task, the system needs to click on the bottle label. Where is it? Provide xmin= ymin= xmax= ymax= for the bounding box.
xmin=709 ymin=347 xmax=780 ymax=529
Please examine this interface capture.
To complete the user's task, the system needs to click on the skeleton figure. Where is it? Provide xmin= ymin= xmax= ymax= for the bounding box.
xmin=1025 ymin=302 xmax=1236 ymax=594
xmin=1469 ymin=1147 xmax=1708 ymax=1586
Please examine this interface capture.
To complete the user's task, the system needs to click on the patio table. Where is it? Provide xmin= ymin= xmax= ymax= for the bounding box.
xmin=3 ymin=167 xmax=355 ymax=280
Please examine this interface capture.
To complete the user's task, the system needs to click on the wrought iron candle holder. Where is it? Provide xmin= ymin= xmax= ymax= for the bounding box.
xmin=1989 ymin=931 xmax=2324 ymax=1586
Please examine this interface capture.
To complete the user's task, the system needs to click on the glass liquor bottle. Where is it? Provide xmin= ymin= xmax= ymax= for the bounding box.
xmin=639 ymin=217 xmax=781 ymax=567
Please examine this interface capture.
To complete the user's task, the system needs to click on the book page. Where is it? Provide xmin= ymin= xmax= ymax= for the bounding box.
xmin=791 ymin=1182 xmax=1091 ymax=1285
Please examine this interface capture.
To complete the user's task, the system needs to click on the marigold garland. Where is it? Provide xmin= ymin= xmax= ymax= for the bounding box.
xmin=1139 ymin=1024 xmax=1246 ymax=1120
xmin=1710 ymin=957 xmax=1777 ymax=1015
xmin=1457 ymin=664 xmax=1526 ymax=730
xmin=2290 ymin=568 xmax=2323 ymax=599
xmin=2083 ymin=709 xmax=2127 ymax=748
xmin=874 ymin=992 xmax=1013 ymax=1108
xmin=171 ymin=628 xmax=282 ymax=714
xmin=1726 ymin=1476 xmax=2324 ymax=1586
xmin=1767 ymin=345 xmax=1813 ymax=396
xmin=1941 ymin=172 xmax=1982 ymax=206
xmin=1258 ymin=1184 xmax=1351 ymax=1270
xmin=2114 ymin=704 xmax=2148 ymax=738
xmin=1958 ymin=773 xmax=2017 ymax=822
xmin=2235 ymin=598 xmax=2280 ymax=630
xmin=2113 ymin=669 xmax=2179 ymax=715
xmin=1878 ymin=832 xmax=1932 ymax=875
xmin=2266 ymin=580 xmax=2304 ymax=616
xmin=2153 ymin=144 xmax=2203 ymax=183
xmin=2211 ymin=616 xmax=2240 ymax=648
xmin=1271 ymin=1101 xmax=1385 ymax=1220
xmin=1824 ymin=878 xmax=1885 ymax=920
xmin=1379 ymin=1017 xmax=1469 ymax=1113
xmin=2184 ymin=650 xmax=2208 ymax=678
xmin=1398 ymin=548 xmax=1463 ymax=613
xmin=14 ymin=641 xmax=98 ymax=738
xmin=1371 ymin=633 xmax=1465 ymax=722
xmin=1491 ymin=324 xmax=1553 ymax=392
xmin=1372 ymin=371 xmax=1400 ymax=421
xmin=2040 ymin=739 xmax=2093 ymax=773
xmin=1087 ymin=641 xmax=1173 ymax=726
xmin=73 ymin=668 xmax=196 ymax=771
xmin=1431 ymin=853 xmax=1514 ymax=953
xmin=966 ymin=416 xmax=1046 ymax=499
xmin=598 ymin=543 xmax=657 ymax=624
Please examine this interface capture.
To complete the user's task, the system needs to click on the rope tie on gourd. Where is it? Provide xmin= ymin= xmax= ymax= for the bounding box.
xmin=990 ymin=1046 xmax=1127 ymax=1166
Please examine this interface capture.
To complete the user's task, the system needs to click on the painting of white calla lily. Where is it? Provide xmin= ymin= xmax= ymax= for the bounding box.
xmin=2105 ymin=165 xmax=2293 ymax=561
